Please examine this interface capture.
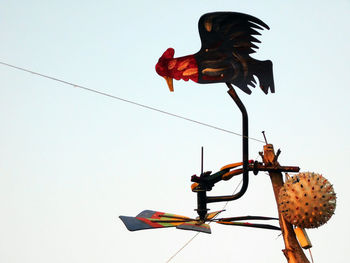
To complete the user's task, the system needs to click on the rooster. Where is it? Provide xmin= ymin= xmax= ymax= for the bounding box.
xmin=155 ymin=12 xmax=274 ymax=94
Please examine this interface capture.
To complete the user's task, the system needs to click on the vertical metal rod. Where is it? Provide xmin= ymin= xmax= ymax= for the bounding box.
xmin=262 ymin=131 xmax=268 ymax=144
xmin=197 ymin=146 xmax=207 ymax=221
xmin=206 ymin=83 xmax=249 ymax=203
xmin=201 ymin=146 xmax=204 ymax=175
xmin=197 ymin=190 xmax=208 ymax=221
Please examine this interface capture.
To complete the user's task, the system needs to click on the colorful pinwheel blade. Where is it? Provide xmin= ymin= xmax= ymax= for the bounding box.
xmin=205 ymin=210 xmax=225 ymax=220
xmin=216 ymin=221 xmax=280 ymax=231
xmin=176 ymin=221 xmax=211 ymax=234
xmin=119 ymin=210 xmax=193 ymax=232
xmin=217 ymin=215 xmax=278 ymax=222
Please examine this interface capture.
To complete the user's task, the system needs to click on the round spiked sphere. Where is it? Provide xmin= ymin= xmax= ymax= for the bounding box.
xmin=278 ymin=172 xmax=336 ymax=228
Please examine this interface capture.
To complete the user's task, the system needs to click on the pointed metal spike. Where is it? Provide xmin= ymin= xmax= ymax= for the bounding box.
xmin=249 ymin=36 xmax=261 ymax=43
xmin=247 ymin=21 xmax=265 ymax=30
xmin=248 ymin=27 xmax=262 ymax=35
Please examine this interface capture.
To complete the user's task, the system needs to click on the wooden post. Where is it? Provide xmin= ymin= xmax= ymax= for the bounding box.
xmin=262 ymin=144 xmax=310 ymax=263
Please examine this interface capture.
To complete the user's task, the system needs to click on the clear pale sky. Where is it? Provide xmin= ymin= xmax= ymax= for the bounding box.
xmin=0 ymin=0 xmax=349 ymax=262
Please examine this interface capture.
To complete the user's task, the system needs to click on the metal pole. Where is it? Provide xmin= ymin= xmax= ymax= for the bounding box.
xmin=207 ymin=83 xmax=249 ymax=203
xmin=197 ymin=146 xmax=208 ymax=221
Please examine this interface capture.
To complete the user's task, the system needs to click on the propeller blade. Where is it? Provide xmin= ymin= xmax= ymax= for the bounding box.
xmin=205 ymin=210 xmax=225 ymax=220
xmin=177 ymin=221 xmax=211 ymax=234
xmin=216 ymin=221 xmax=281 ymax=231
xmin=148 ymin=219 xmax=193 ymax=223
xmin=216 ymin=215 xmax=278 ymax=222
xmin=120 ymin=210 xmax=194 ymax=231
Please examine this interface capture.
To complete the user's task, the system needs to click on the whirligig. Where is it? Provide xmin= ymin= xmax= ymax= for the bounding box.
xmin=120 ymin=159 xmax=280 ymax=234
xmin=121 ymin=11 xmax=277 ymax=234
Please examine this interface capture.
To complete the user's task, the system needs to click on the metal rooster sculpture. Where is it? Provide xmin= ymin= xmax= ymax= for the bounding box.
xmin=155 ymin=12 xmax=274 ymax=94
xmin=120 ymin=12 xmax=278 ymax=236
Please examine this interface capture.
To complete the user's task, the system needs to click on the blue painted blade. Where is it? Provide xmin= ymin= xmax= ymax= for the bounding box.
xmin=119 ymin=210 xmax=190 ymax=232
xmin=119 ymin=216 xmax=155 ymax=231
xmin=176 ymin=222 xmax=211 ymax=234
xmin=136 ymin=210 xmax=158 ymax=218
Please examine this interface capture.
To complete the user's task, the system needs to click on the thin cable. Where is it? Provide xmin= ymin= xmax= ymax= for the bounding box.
xmin=165 ymin=232 xmax=200 ymax=263
xmin=222 ymin=178 xmax=243 ymax=210
xmin=0 ymin=61 xmax=265 ymax=143
xmin=222 ymin=153 xmax=260 ymax=211
xmin=308 ymin=248 xmax=314 ymax=263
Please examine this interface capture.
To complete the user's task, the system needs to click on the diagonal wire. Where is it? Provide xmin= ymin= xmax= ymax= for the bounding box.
xmin=165 ymin=232 xmax=200 ymax=263
xmin=221 ymin=178 xmax=243 ymax=211
xmin=0 ymin=61 xmax=265 ymax=143
xmin=309 ymin=248 xmax=314 ymax=263
xmin=221 ymin=153 xmax=261 ymax=212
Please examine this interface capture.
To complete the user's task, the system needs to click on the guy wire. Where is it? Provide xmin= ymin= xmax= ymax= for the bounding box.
xmin=0 ymin=61 xmax=265 ymax=143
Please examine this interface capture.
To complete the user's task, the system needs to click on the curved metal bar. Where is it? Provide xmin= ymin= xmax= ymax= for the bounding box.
xmin=206 ymin=83 xmax=249 ymax=203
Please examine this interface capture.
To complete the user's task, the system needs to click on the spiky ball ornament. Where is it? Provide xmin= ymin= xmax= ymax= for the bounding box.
xmin=279 ymin=172 xmax=336 ymax=229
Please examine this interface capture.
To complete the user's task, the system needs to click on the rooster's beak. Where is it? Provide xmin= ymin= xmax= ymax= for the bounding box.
xmin=163 ymin=76 xmax=174 ymax=92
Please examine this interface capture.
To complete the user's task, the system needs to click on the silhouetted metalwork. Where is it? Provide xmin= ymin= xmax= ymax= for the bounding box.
xmin=120 ymin=12 xmax=280 ymax=235
xmin=156 ymin=12 xmax=274 ymax=94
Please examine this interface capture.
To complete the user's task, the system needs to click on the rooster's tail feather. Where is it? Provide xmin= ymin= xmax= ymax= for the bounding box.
xmin=251 ymin=60 xmax=275 ymax=94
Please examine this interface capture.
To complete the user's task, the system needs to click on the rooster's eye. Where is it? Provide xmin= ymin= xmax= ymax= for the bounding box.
xmin=168 ymin=60 xmax=177 ymax=70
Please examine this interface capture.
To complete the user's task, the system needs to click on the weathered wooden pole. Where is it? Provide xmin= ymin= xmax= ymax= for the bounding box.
xmin=262 ymin=144 xmax=310 ymax=263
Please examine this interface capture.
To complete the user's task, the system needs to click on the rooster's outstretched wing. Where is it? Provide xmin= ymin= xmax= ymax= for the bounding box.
xmin=195 ymin=12 xmax=274 ymax=94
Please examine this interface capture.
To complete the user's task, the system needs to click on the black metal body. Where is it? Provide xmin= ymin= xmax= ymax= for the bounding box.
xmin=194 ymin=84 xmax=249 ymax=220
xmin=194 ymin=12 xmax=275 ymax=95
xmin=196 ymin=147 xmax=208 ymax=221
xmin=192 ymin=85 xmax=300 ymax=220
xmin=206 ymin=84 xmax=249 ymax=203
xmin=196 ymin=190 xmax=208 ymax=221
